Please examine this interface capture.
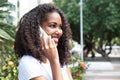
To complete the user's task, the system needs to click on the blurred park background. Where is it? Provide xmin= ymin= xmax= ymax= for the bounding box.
xmin=0 ymin=0 xmax=120 ymax=80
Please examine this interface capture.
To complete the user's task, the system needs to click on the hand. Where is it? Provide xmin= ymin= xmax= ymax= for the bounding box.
xmin=40 ymin=34 xmax=59 ymax=62
xmin=40 ymin=34 xmax=63 ymax=80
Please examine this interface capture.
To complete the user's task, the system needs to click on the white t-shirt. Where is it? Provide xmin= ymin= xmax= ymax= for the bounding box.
xmin=18 ymin=55 xmax=69 ymax=80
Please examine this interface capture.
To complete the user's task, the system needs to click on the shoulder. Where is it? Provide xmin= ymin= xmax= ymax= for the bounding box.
xmin=18 ymin=55 xmax=42 ymax=71
xmin=18 ymin=55 xmax=44 ymax=80
xmin=19 ymin=55 xmax=39 ymax=64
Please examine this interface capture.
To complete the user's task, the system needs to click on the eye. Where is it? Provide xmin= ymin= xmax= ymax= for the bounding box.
xmin=48 ymin=23 xmax=62 ymax=29
xmin=49 ymin=24 xmax=56 ymax=28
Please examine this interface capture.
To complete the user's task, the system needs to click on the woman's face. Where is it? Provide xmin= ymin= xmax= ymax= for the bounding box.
xmin=40 ymin=12 xmax=63 ymax=46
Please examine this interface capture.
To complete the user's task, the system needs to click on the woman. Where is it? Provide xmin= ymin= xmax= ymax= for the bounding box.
xmin=14 ymin=3 xmax=73 ymax=80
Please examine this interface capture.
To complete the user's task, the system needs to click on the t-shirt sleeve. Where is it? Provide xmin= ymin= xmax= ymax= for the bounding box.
xmin=18 ymin=55 xmax=44 ymax=80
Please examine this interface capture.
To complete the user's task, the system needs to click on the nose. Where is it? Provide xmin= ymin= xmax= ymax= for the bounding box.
xmin=55 ymin=28 xmax=62 ymax=35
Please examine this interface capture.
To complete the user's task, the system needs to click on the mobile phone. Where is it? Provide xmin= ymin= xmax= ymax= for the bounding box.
xmin=39 ymin=26 xmax=48 ymax=40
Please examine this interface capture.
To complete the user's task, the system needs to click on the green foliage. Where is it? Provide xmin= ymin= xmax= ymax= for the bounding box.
xmin=0 ymin=50 xmax=18 ymax=80
xmin=54 ymin=0 xmax=120 ymax=48
xmin=83 ymin=0 xmax=120 ymax=45
xmin=69 ymin=40 xmax=88 ymax=80
xmin=0 ymin=0 xmax=18 ymax=79
xmin=70 ymin=53 xmax=88 ymax=80
xmin=0 ymin=0 xmax=16 ymax=41
xmin=0 ymin=29 xmax=13 ymax=41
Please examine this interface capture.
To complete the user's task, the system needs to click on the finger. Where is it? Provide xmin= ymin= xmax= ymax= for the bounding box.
xmin=48 ymin=36 xmax=52 ymax=48
xmin=51 ymin=39 xmax=56 ymax=48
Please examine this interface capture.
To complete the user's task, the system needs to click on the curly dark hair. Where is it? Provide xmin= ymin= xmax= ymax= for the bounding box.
xmin=14 ymin=3 xmax=72 ymax=66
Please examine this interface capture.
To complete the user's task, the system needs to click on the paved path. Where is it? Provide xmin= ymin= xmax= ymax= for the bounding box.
xmin=83 ymin=56 xmax=120 ymax=80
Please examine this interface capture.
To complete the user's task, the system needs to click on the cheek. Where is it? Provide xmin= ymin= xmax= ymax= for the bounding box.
xmin=45 ymin=28 xmax=52 ymax=35
xmin=60 ymin=30 xmax=63 ymax=36
xmin=46 ymin=29 xmax=54 ymax=36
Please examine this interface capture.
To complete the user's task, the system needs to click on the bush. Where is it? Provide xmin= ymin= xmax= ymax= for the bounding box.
xmin=0 ymin=45 xmax=18 ymax=80
xmin=70 ymin=53 xmax=88 ymax=80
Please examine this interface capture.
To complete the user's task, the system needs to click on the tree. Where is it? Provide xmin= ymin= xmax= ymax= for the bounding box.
xmin=0 ymin=0 xmax=17 ymax=79
xmin=54 ymin=0 xmax=120 ymax=58
xmin=0 ymin=0 xmax=15 ymax=42
xmin=83 ymin=0 xmax=120 ymax=58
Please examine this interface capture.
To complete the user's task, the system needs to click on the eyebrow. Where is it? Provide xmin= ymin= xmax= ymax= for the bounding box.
xmin=48 ymin=22 xmax=62 ymax=26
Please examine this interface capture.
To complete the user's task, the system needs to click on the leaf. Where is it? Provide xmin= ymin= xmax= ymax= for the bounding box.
xmin=0 ymin=29 xmax=14 ymax=41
